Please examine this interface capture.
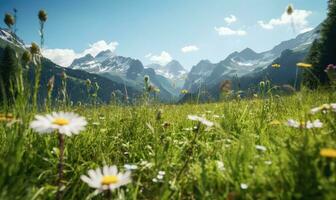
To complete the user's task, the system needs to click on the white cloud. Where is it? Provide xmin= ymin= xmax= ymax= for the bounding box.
xmin=145 ymin=53 xmax=152 ymax=58
xmin=258 ymin=9 xmax=312 ymax=31
xmin=82 ymin=40 xmax=118 ymax=57
xmin=42 ymin=40 xmax=118 ymax=67
xmin=214 ymin=27 xmax=247 ymax=36
xmin=181 ymin=45 xmax=199 ymax=53
xmin=148 ymin=51 xmax=172 ymax=65
xmin=224 ymin=15 xmax=237 ymax=25
xmin=42 ymin=49 xmax=77 ymax=67
xmin=299 ymin=27 xmax=314 ymax=34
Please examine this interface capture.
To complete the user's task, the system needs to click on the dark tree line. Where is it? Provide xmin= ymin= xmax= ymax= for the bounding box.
xmin=304 ymin=0 xmax=336 ymax=88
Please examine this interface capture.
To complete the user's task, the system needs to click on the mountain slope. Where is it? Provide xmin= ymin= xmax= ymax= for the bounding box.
xmin=0 ymin=28 xmax=140 ymax=104
xmin=145 ymin=60 xmax=188 ymax=89
xmin=70 ymin=52 xmax=179 ymax=101
xmin=182 ymin=25 xmax=321 ymax=99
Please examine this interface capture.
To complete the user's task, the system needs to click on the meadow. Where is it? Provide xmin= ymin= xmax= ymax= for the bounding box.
xmin=1 ymin=89 xmax=336 ymax=199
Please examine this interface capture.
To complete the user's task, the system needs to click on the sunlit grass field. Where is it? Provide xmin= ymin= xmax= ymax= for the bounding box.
xmin=1 ymin=89 xmax=335 ymax=199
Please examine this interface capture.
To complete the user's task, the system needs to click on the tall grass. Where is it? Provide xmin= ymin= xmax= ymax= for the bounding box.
xmin=0 ymin=89 xmax=335 ymax=199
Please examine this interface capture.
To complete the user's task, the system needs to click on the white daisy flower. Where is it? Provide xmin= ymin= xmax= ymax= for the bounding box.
xmin=187 ymin=115 xmax=214 ymax=127
xmin=331 ymin=103 xmax=336 ymax=112
xmin=287 ymin=119 xmax=300 ymax=128
xmin=30 ymin=112 xmax=87 ymax=136
xmin=158 ymin=171 xmax=166 ymax=176
xmin=81 ymin=165 xmax=131 ymax=192
xmin=287 ymin=119 xmax=322 ymax=129
xmin=124 ymin=164 xmax=138 ymax=170
xmin=310 ymin=104 xmax=331 ymax=114
xmin=240 ymin=183 xmax=248 ymax=189
xmin=306 ymin=119 xmax=323 ymax=129
xmin=256 ymin=145 xmax=267 ymax=151
xmin=216 ymin=161 xmax=225 ymax=171
xmin=310 ymin=107 xmax=322 ymax=114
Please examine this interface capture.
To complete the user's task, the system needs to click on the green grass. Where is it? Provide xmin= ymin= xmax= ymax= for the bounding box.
xmin=1 ymin=90 xmax=336 ymax=199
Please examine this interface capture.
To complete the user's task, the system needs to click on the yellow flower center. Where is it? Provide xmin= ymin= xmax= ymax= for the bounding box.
xmin=101 ymin=175 xmax=119 ymax=185
xmin=53 ymin=118 xmax=69 ymax=126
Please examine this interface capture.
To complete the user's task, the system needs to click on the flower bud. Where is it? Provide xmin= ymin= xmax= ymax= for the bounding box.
xmin=22 ymin=51 xmax=32 ymax=64
xmin=144 ymin=75 xmax=149 ymax=83
xmin=38 ymin=10 xmax=47 ymax=22
xmin=30 ymin=42 xmax=40 ymax=54
xmin=259 ymin=81 xmax=265 ymax=88
xmin=4 ymin=13 xmax=15 ymax=27
xmin=86 ymin=79 xmax=91 ymax=87
xmin=286 ymin=5 xmax=294 ymax=15
xmin=47 ymin=76 xmax=55 ymax=92
xmin=61 ymin=71 xmax=67 ymax=80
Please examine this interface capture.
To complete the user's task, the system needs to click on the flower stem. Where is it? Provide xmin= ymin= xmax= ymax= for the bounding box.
xmin=56 ymin=132 xmax=64 ymax=200
xmin=105 ymin=190 xmax=112 ymax=200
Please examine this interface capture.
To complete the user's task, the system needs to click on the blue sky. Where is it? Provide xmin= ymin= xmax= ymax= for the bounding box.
xmin=0 ymin=0 xmax=327 ymax=69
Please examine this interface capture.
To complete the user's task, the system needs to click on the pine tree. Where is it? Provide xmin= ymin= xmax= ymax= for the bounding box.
xmin=304 ymin=0 xmax=336 ymax=88
xmin=0 ymin=45 xmax=19 ymax=103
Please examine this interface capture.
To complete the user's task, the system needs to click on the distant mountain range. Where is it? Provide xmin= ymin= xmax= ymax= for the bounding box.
xmin=69 ymin=51 xmax=183 ymax=101
xmin=0 ymin=24 xmax=322 ymax=104
xmin=145 ymin=60 xmax=188 ymax=88
xmin=0 ymin=28 xmax=141 ymax=105
xmin=181 ymin=24 xmax=321 ymax=101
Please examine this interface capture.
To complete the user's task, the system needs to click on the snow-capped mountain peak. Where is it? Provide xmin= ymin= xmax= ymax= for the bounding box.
xmin=0 ymin=28 xmax=25 ymax=48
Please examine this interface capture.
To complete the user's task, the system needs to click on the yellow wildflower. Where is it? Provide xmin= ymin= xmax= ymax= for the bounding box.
xmin=320 ymin=148 xmax=336 ymax=158
xmin=296 ymin=63 xmax=312 ymax=68
xmin=272 ymin=64 xmax=281 ymax=68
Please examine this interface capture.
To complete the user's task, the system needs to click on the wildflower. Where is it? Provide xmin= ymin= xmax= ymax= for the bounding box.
xmin=152 ymin=171 xmax=165 ymax=181
xmin=331 ymin=103 xmax=336 ymax=112
xmin=144 ymin=75 xmax=149 ymax=83
xmin=306 ymin=120 xmax=323 ymax=129
xmin=216 ymin=161 xmax=225 ymax=171
xmin=325 ymin=64 xmax=336 ymax=72
xmin=158 ymin=171 xmax=165 ymax=176
xmin=38 ymin=10 xmax=48 ymax=22
xmin=47 ymin=76 xmax=55 ymax=92
xmin=161 ymin=121 xmax=170 ymax=129
xmin=296 ymin=62 xmax=312 ymax=68
xmin=259 ymin=81 xmax=265 ymax=89
xmin=271 ymin=63 xmax=281 ymax=68
xmin=86 ymin=79 xmax=91 ymax=88
xmin=4 ymin=13 xmax=15 ymax=28
xmin=310 ymin=103 xmax=334 ymax=114
xmin=61 ymin=71 xmax=67 ymax=80
xmin=0 ymin=113 xmax=14 ymax=122
xmin=256 ymin=145 xmax=267 ymax=152
xmin=286 ymin=4 xmax=294 ymax=15
xmin=30 ymin=42 xmax=40 ymax=55
xmin=30 ymin=112 xmax=87 ymax=136
xmin=264 ymin=160 xmax=272 ymax=165
xmin=21 ymin=51 xmax=32 ymax=65
xmin=286 ymin=119 xmax=323 ymax=129
xmin=320 ymin=148 xmax=336 ymax=158
xmin=156 ymin=109 xmax=163 ymax=121
xmin=269 ymin=120 xmax=281 ymax=125
xmin=220 ymin=80 xmax=232 ymax=93
xmin=187 ymin=115 xmax=214 ymax=127
xmin=181 ymin=89 xmax=188 ymax=94
xmin=81 ymin=165 xmax=131 ymax=192
xmin=240 ymin=183 xmax=248 ymax=190
xmin=124 ymin=164 xmax=138 ymax=170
